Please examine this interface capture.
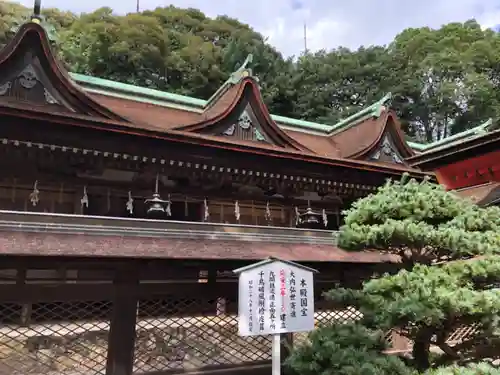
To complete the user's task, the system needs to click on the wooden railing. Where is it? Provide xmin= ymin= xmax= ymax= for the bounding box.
xmin=0 ymin=210 xmax=338 ymax=245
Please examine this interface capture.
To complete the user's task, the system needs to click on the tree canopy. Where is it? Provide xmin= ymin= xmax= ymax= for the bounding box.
xmin=339 ymin=177 xmax=500 ymax=266
xmin=2 ymin=3 xmax=500 ymax=142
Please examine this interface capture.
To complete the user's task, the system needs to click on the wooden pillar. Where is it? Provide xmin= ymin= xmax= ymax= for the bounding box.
xmin=106 ymin=267 xmax=139 ymax=375
xmin=74 ymin=190 xmax=81 ymax=215
xmin=20 ymin=304 xmax=32 ymax=327
xmin=216 ymin=297 xmax=226 ymax=315
xmin=17 ymin=268 xmax=32 ymax=327
xmin=208 ymin=268 xmax=227 ymax=316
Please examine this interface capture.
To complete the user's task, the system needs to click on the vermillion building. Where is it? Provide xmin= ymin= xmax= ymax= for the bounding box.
xmin=408 ymin=119 xmax=500 ymax=206
xmin=0 ymin=12 xmax=496 ymax=375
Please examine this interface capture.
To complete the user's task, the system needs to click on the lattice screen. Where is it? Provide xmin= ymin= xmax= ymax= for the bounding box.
xmin=0 ymin=293 xmax=478 ymax=375
xmin=133 ymin=297 xmax=271 ymax=373
xmin=0 ymin=301 xmax=111 ymax=375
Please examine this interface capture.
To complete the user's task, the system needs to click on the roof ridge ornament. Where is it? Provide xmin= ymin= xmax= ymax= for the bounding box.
xmin=327 ymin=92 xmax=393 ymax=136
xmin=479 ymin=118 xmax=497 ymax=132
xmin=8 ymin=0 xmax=58 ymax=43
xmin=373 ymin=92 xmax=392 ymax=117
xmin=31 ymin=0 xmax=42 ymax=24
xmin=228 ymin=54 xmax=257 ymax=84
xmin=204 ymin=54 xmax=257 ymax=109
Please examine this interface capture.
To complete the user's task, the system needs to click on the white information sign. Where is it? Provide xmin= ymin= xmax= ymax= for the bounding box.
xmin=235 ymin=258 xmax=316 ymax=337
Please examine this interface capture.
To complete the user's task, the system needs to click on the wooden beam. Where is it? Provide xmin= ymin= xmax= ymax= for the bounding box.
xmin=106 ymin=267 xmax=138 ymax=375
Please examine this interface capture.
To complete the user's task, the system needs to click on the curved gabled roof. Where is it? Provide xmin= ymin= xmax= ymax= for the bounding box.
xmin=407 ymin=119 xmax=500 ymax=168
xmin=0 ymin=23 xmax=430 ymax=177
xmin=407 ymin=126 xmax=500 ymax=190
xmin=330 ymin=110 xmax=415 ymax=159
xmin=78 ymin=54 xmax=311 ymax=152
xmin=176 ymin=76 xmax=312 ymax=151
xmin=280 ymin=94 xmax=415 ymax=162
xmin=0 ymin=21 xmax=128 ymax=121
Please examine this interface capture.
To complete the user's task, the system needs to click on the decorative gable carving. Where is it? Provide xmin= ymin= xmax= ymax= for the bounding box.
xmin=0 ymin=51 xmax=72 ymax=111
xmin=369 ymin=134 xmax=404 ymax=164
xmin=177 ymin=75 xmax=310 ymax=151
xmin=0 ymin=23 xmax=128 ymax=121
xmin=220 ymin=106 xmax=269 ymax=143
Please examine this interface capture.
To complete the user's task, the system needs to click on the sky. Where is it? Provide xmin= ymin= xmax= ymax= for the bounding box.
xmin=14 ymin=0 xmax=500 ymax=56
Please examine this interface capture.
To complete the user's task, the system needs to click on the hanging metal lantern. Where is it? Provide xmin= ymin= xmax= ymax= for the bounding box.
xmin=300 ymin=206 xmax=321 ymax=225
xmin=145 ymin=174 xmax=168 ymax=217
xmin=296 ymin=201 xmax=323 ymax=229
xmin=145 ymin=193 xmax=168 ymax=216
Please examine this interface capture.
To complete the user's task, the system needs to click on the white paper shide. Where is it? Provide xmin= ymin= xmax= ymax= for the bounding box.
xmin=237 ymin=260 xmax=315 ymax=336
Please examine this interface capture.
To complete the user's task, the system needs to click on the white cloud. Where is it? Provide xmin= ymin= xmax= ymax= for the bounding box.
xmin=14 ymin=0 xmax=500 ymax=56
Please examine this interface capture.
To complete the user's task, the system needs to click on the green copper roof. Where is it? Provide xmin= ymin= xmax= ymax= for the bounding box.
xmin=71 ymin=73 xmax=205 ymax=113
xmin=70 ymin=72 xmax=334 ymax=132
xmin=327 ymin=93 xmax=391 ymax=135
xmin=69 ymin=72 xmax=496 ymax=152
xmin=407 ymin=118 xmax=494 ymax=153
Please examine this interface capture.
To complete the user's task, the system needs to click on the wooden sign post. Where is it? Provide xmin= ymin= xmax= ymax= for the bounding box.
xmin=234 ymin=258 xmax=318 ymax=375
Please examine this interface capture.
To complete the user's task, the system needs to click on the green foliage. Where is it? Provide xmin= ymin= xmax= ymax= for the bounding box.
xmin=285 ymin=324 xmax=413 ymax=375
xmin=423 ymin=363 xmax=500 ymax=375
xmin=0 ymin=2 xmax=286 ymax=104
xmin=389 ymin=20 xmax=500 ymax=140
xmin=339 ymin=176 xmax=500 ymax=265
xmin=333 ymin=177 xmax=500 ymax=370
xmin=288 ymin=46 xmax=396 ymax=123
xmin=326 ymin=257 xmax=500 ymax=340
xmin=0 ymin=2 xmax=75 ymax=47
xmin=56 ymin=5 xmax=286 ymax=101
xmin=288 ymin=177 xmax=500 ymax=374
xmin=267 ymin=20 xmax=500 ymax=138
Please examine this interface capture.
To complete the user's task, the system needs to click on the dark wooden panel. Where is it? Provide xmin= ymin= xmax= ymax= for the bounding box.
xmin=0 ymin=282 xmax=238 ymax=303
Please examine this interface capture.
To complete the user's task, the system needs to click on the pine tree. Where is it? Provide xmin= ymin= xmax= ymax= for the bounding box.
xmin=287 ymin=175 xmax=500 ymax=373
xmin=423 ymin=363 xmax=500 ymax=374
xmin=285 ymin=324 xmax=413 ymax=375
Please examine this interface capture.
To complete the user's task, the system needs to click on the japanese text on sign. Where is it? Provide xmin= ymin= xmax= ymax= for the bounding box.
xmin=289 ymin=271 xmax=296 ymax=318
xmin=258 ymin=271 xmax=266 ymax=332
xmin=248 ymin=280 xmax=253 ymax=332
xmin=279 ymin=269 xmax=286 ymax=329
xmin=237 ymin=260 xmax=315 ymax=336
xmin=269 ymin=271 xmax=276 ymax=330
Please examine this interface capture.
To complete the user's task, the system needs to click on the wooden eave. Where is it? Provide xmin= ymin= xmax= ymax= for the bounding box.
xmin=332 ymin=110 xmax=415 ymax=159
xmin=92 ymin=91 xmax=336 ymax=156
xmin=453 ymin=182 xmax=500 ymax=206
xmin=285 ymin=129 xmax=341 ymax=158
xmin=175 ymin=77 xmax=311 ymax=152
xmin=407 ymin=129 xmax=500 ymax=170
xmin=0 ymin=210 xmax=397 ymax=263
xmin=0 ymin=22 xmax=128 ymax=122
xmin=73 ymin=79 xmax=417 ymax=161
xmin=0 ymin=231 xmax=395 ymax=263
xmin=0 ymin=103 xmax=432 ymax=180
